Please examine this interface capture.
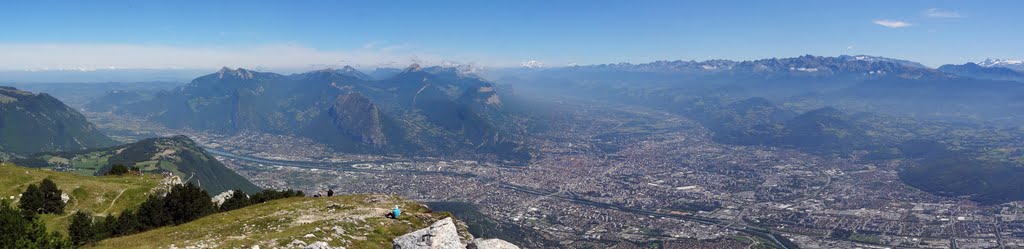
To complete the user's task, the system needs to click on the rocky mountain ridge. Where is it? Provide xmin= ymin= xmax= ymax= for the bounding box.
xmin=104 ymin=65 xmax=531 ymax=162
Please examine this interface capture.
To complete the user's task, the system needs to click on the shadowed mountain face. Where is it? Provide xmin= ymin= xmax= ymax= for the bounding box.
xmin=0 ymin=86 xmax=116 ymax=155
xmin=112 ymin=66 xmax=530 ymax=162
xmin=327 ymin=93 xmax=387 ymax=147
xmin=302 ymin=93 xmax=400 ymax=152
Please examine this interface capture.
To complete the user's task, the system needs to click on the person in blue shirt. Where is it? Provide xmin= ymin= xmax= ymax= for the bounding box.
xmin=392 ymin=205 xmax=401 ymax=218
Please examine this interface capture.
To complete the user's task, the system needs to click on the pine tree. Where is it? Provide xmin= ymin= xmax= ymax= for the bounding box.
xmin=114 ymin=209 xmax=141 ymax=236
xmin=19 ymin=184 xmax=44 ymax=215
xmin=94 ymin=215 xmax=116 ymax=240
xmin=1 ymin=200 xmax=72 ymax=249
xmin=39 ymin=179 xmax=65 ymax=214
xmin=163 ymin=183 xmax=214 ymax=224
xmin=135 ymin=195 xmax=170 ymax=229
xmin=107 ymin=164 xmax=129 ymax=175
xmin=69 ymin=211 xmax=94 ymax=246
xmin=20 ymin=179 xmax=65 ymax=215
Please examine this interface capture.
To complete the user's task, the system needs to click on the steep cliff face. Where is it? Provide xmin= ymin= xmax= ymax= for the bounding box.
xmin=303 ymin=93 xmax=412 ymax=153
xmin=325 ymin=93 xmax=388 ymax=148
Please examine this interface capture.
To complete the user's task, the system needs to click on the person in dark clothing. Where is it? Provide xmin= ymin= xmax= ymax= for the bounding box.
xmin=327 ymin=189 xmax=334 ymax=197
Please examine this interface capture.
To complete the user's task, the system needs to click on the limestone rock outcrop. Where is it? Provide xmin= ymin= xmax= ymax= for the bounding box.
xmin=393 ymin=217 xmax=465 ymax=249
xmin=393 ymin=217 xmax=519 ymax=249
xmin=467 ymin=239 xmax=519 ymax=249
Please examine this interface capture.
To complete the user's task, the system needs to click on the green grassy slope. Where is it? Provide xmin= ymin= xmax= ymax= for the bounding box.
xmin=0 ymin=162 xmax=158 ymax=234
xmin=90 ymin=195 xmax=466 ymax=249
xmin=19 ymin=135 xmax=261 ymax=195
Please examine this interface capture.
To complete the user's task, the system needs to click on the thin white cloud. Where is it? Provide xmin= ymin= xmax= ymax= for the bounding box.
xmin=873 ymin=19 xmax=913 ymax=28
xmin=0 ymin=43 xmax=516 ymax=72
xmin=923 ymin=8 xmax=964 ymax=18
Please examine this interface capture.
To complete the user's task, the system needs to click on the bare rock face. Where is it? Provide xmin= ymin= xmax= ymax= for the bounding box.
xmin=393 ymin=217 xmax=518 ymax=249
xmin=304 ymin=241 xmax=341 ymax=249
xmin=152 ymin=174 xmax=184 ymax=197
xmin=323 ymin=93 xmax=388 ymax=148
xmin=393 ymin=217 xmax=465 ymax=249
xmin=211 ymin=190 xmax=235 ymax=206
xmin=467 ymin=239 xmax=519 ymax=249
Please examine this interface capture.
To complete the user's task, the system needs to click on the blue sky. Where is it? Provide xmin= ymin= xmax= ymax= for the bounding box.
xmin=0 ymin=0 xmax=1020 ymax=71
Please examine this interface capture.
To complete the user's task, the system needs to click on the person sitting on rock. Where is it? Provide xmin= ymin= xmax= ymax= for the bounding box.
xmin=327 ymin=189 xmax=334 ymax=197
xmin=392 ymin=205 xmax=401 ymax=219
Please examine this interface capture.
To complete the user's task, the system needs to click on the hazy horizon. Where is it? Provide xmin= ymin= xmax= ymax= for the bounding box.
xmin=2 ymin=0 xmax=1022 ymax=72
xmin=0 ymin=53 xmax=987 ymax=83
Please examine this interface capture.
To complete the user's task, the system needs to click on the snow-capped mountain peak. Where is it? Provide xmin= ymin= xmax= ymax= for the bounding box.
xmin=976 ymin=58 xmax=1024 ymax=72
xmin=979 ymin=58 xmax=1023 ymax=67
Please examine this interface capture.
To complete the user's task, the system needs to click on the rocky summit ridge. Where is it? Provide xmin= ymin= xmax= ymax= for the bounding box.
xmin=90 ymin=194 xmax=519 ymax=249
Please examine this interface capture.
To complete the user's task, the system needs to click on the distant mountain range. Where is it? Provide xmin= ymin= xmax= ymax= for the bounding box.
xmin=539 ymin=55 xmax=931 ymax=76
xmin=938 ymin=62 xmax=1024 ymax=82
xmin=97 ymin=65 xmax=531 ymax=162
xmin=0 ymin=86 xmax=116 ymax=157
xmin=507 ymin=55 xmax=1024 ymax=122
xmin=496 ymin=54 xmax=1024 ymax=204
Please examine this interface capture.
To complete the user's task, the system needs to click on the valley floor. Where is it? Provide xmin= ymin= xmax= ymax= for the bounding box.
xmin=83 ymin=99 xmax=1024 ymax=248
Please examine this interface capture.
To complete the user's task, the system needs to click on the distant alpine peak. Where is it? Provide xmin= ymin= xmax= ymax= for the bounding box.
xmin=307 ymin=66 xmax=371 ymax=80
xmin=836 ymin=55 xmax=928 ymax=68
xmin=340 ymin=65 xmax=359 ymax=72
xmin=404 ymin=63 xmax=423 ymax=73
xmin=217 ymin=67 xmax=255 ymax=79
xmin=845 ymin=55 xmax=889 ymax=61
xmin=979 ymin=58 xmax=1024 ymax=67
xmin=315 ymin=65 xmax=358 ymax=72
xmin=217 ymin=66 xmax=238 ymax=73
